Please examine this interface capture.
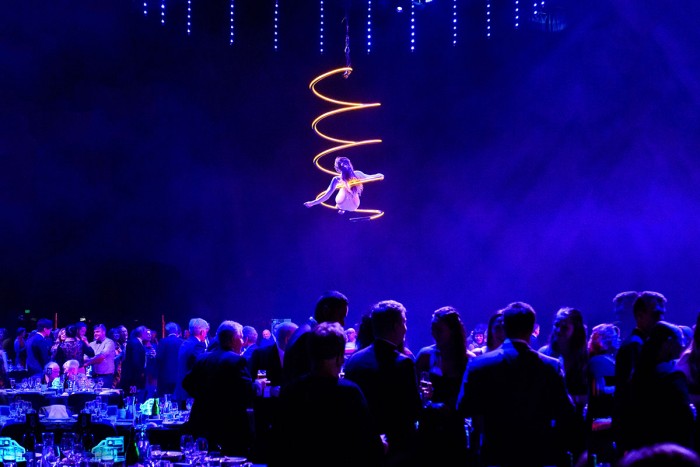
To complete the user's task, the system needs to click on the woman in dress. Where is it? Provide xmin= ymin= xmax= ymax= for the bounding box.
xmin=53 ymin=324 xmax=95 ymax=374
xmin=415 ymin=306 xmax=473 ymax=465
xmin=478 ymin=309 xmax=506 ymax=355
xmin=539 ymin=307 xmax=589 ymax=397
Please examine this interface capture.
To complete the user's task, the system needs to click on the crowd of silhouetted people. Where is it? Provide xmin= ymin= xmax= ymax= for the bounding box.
xmin=2 ymin=289 xmax=700 ymax=467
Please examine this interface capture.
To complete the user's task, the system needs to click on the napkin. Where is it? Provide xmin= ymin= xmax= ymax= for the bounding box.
xmin=41 ymin=404 xmax=71 ymax=419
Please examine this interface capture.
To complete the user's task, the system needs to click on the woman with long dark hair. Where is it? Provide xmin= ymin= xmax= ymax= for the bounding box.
xmin=539 ymin=306 xmax=589 ymax=397
xmin=676 ymin=312 xmax=700 ymax=394
xmin=415 ymin=306 xmax=472 ymax=465
xmin=304 ymin=156 xmax=383 ymax=213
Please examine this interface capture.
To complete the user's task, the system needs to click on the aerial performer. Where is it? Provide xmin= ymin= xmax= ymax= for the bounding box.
xmin=304 ymin=156 xmax=383 ymax=214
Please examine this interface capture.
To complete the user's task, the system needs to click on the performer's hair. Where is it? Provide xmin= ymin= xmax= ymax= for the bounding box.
xmin=335 ymin=157 xmax=363 ymax=196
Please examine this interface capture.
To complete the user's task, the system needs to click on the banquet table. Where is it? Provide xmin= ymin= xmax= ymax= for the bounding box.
xmin=1 ymin=389 xmax=124 ymax=412
xmin=0 ymin=407 xmax=267 ymax=466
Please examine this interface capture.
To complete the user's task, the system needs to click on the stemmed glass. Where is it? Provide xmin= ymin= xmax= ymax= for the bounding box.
xmin=193 ymin=438 xmax=208 ymax=464
xmin=42 ymin=445 xmax=61 ymax=467
xmin=60 ymin=432 xmax=77 ymax=462
xmin=42 ymin=432 xmax=55 ymax=448
xmin=418 ymin=371 xmax=434 ymax=406
xmin=147 ymin=444 xmax=164 ymax=465
xmin=179 ymin=435 xmax=194 ymax=463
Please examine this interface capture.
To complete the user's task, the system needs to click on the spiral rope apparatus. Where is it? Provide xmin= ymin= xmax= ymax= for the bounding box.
xmin=308 ymin=66 xmax=384 ymax=221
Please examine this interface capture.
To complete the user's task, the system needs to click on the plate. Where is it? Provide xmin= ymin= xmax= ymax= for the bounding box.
xmin=163 ymin=451 xmax=182 ymax=459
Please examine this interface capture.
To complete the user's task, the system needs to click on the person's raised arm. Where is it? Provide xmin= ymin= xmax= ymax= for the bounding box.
xmin=354 ymin=170 xmax=384 ymax=182
xmin=304 ymin=176 xmax=340 ymax=207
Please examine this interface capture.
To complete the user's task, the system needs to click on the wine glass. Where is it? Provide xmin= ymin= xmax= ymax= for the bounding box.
xmin=41 ymin=432 xmax=55 ymax=448
xmin=148 ymin=444 xmax=164 ymax=464
xmin=42 ymin=445 xmax=60 ymax=467
xmin=179 ymin=435 xmax=194 ymax=463
xmin=193 ymin=438 xmax=208 ymax=464
xmin=81 ymin=431 xmax=95 ymax=451
xmin=419 ymin=371 xmax=433 ymax=405
xmin=60 ymin=432 xmax=77 ymax=461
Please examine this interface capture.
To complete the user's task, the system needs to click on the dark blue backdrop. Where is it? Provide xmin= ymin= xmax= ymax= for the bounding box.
xmin=2 ymin=0 xmax=699 ymax=350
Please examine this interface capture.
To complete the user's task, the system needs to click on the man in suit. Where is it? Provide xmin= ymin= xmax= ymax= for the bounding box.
xmin=156 ymin=322 xmax=183 ymax=397
xmin=343 ymin=299 xmax=422 ymax=467
xmin=456 ymin=301 xmax=578 ymax=467
xmin=25 ymin=318 xmax=54 ymax=378
xmin=282 ymin=290 xmax=349 ymax=385
xmin=270 ymin=322 xmax=385 ymax=467
xmin=119 ymin=325 xmax=149 ymax=402
xmin=613 ymin=291 xmax=667 ymax=454
xmin=174 ymin=318 xmax=210 ymax=406
xmin=182 ymin=320 xmax=254 ymax=457
xmin=241 ymin=326 xmax=259 ymax=358
xmin=259 ymin=329 xmax=275 ymax=348
xmin=247 ymin=321 xmax=299 ymax=463
xmin=250 ymin=322 xmax=298 ymax=387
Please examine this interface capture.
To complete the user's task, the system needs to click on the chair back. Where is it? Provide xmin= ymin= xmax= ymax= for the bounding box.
xmin=84 ymin=421 xmax=118 ymax=444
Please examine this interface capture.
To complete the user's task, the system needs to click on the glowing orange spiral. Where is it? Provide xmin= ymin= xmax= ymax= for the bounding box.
xmin=309 ymin=67 xmax=384 ymax=221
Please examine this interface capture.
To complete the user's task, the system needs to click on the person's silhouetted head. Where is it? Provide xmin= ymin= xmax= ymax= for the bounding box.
xmin=634 ymin=291 xmax=667 ymax=336
xmin=503 ymin=302 xmax=536 ymax=342
xmin=616 ymin=442 xmax=700 ymax=466
xmin=314 ymin=291 xmax=349 ymax=326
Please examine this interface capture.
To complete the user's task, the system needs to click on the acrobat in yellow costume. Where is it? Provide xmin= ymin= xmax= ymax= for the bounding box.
xmin=303 ymin=67 xmax=384 ymax=221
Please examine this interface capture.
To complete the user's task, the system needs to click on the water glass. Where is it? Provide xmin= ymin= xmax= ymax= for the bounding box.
xmin=180 ymin=434 xmax=194 ymax=463
xmin=193 ymin=438 xmax=208 ymax=463
xmin=419 ymin=371 xmax=433 ymax=404
xmin=33 ymin=443 xmax=44 ymax=459
xmin=42 ymin=432 xmax=55 ymax=447
xmin=42 ymin=445 xmax=60 ymax=467
xmin=61 ymin=432 xmax=78 ymax=460
xmin=23 ymin=452 xmax=37 ymax=467
xmin=9 ymin=402 xmax=18 ymax=420
xmin=148 ymin=444 xmax=164 ymax=464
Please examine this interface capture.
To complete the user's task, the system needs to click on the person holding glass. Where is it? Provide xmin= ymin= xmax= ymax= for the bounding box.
xmin=415 ymin=306 xmax=473 ymax=465
xmin=87 ymin=324 xmax=117 ymax=389
xmin=182 ymin=321 xmax=254 ymax=457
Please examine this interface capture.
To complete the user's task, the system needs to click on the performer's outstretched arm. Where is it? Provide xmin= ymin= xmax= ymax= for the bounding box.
xmin=304 ymin=176 xmax=340 ymax=207
xmin=354 ymin=170 xmax=384 ymax=182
